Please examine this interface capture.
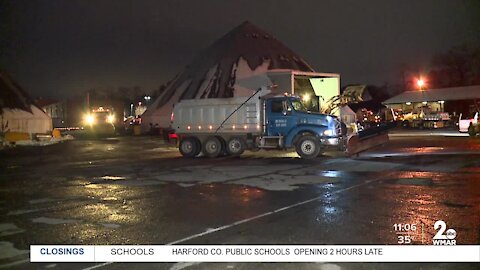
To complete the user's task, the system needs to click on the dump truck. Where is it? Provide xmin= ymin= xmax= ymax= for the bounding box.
xmin=171 ymin=87 xmax=347 ymax=159
xmin=82 ymin=106 xmax=117 ymax=135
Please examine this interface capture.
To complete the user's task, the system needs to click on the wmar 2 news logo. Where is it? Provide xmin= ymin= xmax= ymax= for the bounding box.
xmin=433 ymin=220 xmax=456 ymax=245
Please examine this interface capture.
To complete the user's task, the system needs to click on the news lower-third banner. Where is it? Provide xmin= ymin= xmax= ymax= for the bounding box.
xmin=30 ymin=245 xmax=480 ymax=262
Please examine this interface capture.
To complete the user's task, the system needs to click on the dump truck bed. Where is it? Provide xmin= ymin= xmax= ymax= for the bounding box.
xmin=171 ymin=96 xmax=263 ymax=134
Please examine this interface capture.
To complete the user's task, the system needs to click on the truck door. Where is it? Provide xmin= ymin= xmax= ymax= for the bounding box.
xmin=266 ymin=99 xmax=295 ymax=136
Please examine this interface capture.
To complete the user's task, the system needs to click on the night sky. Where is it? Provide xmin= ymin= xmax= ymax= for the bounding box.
xmin=1 ymin=0 xmax=479 ymax=98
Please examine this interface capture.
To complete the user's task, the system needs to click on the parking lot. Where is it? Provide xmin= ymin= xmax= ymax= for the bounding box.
xmin=1 ymin=133 xmax=479 ymax=270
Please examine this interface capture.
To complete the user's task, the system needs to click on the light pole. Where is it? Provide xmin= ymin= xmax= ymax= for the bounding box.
xmin=417 ymin=78 xmax=427 ymax=106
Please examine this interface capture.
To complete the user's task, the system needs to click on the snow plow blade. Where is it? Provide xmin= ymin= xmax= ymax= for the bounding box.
xmin=346 ymin=126 xmax=390 ymax=156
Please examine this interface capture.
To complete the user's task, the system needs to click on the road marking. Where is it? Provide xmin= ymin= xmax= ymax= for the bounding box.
xmin=82 ymin=176 xmax=383 ymax=270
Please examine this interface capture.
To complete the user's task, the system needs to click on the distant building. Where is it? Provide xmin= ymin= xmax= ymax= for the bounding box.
xmin=382 ymin=85 xmax=480 ymax=118
xmin=36 ymin=99 xmax=66 ymax=128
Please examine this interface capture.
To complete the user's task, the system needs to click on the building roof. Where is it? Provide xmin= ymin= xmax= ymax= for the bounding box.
xmin=35 ymin=98 xmax=61 ymax=108
xmin=382 ymin=85 xmax=480 ymax=104
xmin=0 ymin=69 xmax=34 ymax=112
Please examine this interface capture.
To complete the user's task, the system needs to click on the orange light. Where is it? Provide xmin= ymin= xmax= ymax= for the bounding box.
xmin=232 ymin=125 xmax=235 ymax=129
xmin=417 ymin=78 xmax=425 ymax=89
xmin=187 ymin=126 xmax=191 ymax=130
xmin=198 ymin=126 xmax=202 ymax=130
xmin=244 ymin=125 xmax=247 ymax=129
xmin=209 ymin=125 xmax=213 ymax=130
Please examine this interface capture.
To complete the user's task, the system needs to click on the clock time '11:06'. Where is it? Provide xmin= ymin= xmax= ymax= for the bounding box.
xmin=393 ymin=223 xmax=417 ymax=244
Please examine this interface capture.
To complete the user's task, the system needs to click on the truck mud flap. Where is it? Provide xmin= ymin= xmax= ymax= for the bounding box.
xmin=346 ymin=132 xmax=389 ymax=156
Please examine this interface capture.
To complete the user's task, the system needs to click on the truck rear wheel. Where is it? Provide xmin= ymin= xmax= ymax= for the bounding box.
xmin=226 ymin=137 xmax=246 ymax=156
xmin=203 ymin=136 xmax=223 ymax=158
xmin=179 ymin=137 xmax=200 ymax=158
xmin=295 ymin=135 xmax=320 ymax=159
xmin=468 ymin=123 xmax=477 ymax=137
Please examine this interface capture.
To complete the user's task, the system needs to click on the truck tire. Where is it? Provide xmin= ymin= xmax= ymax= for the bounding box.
xmin=203 ymin=136 xmax=223 ymax=158
xmin=295 ymin=135 xmax=321 ymax=159
xmin=468 ymin=123 xmax=477 ymax=137
xmin=179 ymin=137 xmax=200 ymax=158
xmin=226 ymin=137 xmax=246 ymax=156
xmin=192 ymin=137 xmax=202 ymax=156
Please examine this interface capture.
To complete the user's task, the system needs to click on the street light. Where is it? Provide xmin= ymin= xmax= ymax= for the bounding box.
xmin=416 ymin=78 xmax=425 ymax=90
xmin=416 ymin=77 xmax=428 ymax=106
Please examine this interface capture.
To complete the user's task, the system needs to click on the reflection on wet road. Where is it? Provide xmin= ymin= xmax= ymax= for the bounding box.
xmin=0 ymin=136 xmax=479 ymax=270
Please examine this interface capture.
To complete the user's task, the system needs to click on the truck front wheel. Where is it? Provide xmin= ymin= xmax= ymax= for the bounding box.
xmin=295 ymin=135 xmax=321 ymax=159
xmin=203 ymin=136 xmax=223 ymax=158
xmin=468 ymin=123 xmax=477 ymax=137
xmin=179 ymin=137 xmax=200 ymax=158
xmin=226 ymin=137 xmax=246 ymax=156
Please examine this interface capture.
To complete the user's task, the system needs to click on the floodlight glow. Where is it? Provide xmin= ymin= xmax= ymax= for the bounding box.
xmin=417 ymin=79 xmax=425 ymax=89
xmin=85 ymin=114 xmax=95 ymax=125
xmin=107 ymin=114 xmax=115 ymax=123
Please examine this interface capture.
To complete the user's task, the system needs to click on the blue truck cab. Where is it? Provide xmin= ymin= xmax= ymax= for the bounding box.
xmin=262 ymin=96 xmax=346 ymax=158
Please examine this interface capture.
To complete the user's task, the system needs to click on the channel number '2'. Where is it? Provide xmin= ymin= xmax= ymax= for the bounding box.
xmin=433 ymin=220 xmax=456 ymax=240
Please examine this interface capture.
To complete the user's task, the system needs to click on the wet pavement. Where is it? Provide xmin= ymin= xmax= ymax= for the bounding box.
xmin=0 ymin=135 xmax=479 ymax=270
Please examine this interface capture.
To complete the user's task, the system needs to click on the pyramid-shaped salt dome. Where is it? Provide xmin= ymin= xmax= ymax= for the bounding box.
xmin=143 ymin=21 xmax=315 ymax=128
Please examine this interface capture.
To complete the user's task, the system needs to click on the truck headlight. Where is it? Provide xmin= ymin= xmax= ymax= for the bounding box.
xmin=107 ymin=114 xmax=115 ymax=123
xmin=85 ymin=114 xmax=95 ymax=125
xmin=323 ymin=129 xmax=334 ymax=136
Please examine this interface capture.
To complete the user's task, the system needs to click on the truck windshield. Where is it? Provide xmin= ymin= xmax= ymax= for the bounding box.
xmin=290 ymin=99 xmax=308 ymax=112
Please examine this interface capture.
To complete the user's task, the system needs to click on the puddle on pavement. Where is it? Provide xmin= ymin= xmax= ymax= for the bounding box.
xmin=177 ymin=183 xmax=196 ymax=187
xmin=408 ymin=199 xmax=436 ymax=205
xmin=405 ymin=147 xmax=445 ymax=153
xmin=395 ymin=178 xmax=434 ymax=186
xmin=100 ymin=223 xmax=121 ymax=229
xmin=32 ymin=217 xmax=79 ymax=225
xmin=0 ymin=223 xmax=25 ymax=237
xmin=85 ymin=184 xmax=104 ymax=189
xmin=102 ymin=197 xmax=119 ymax=201
xmin=322 ymin=205 xmax=338 ymax=214
xmin=100 ymin=176 xmax=126 ymax=181
xmin=0 ymin=241 xmax=29 ymax=260
xmin=233 ymin=174 xmax=339 ymax=191
xmin=7 ymin=209 xmax=41 ymax=216
xmin=442 ymin=201 xmax=471 ymax=208
xmin=29 ymin=198 xmax=55 ymax=204
xmin=318 ymin=170 xmax=343 ymax=178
